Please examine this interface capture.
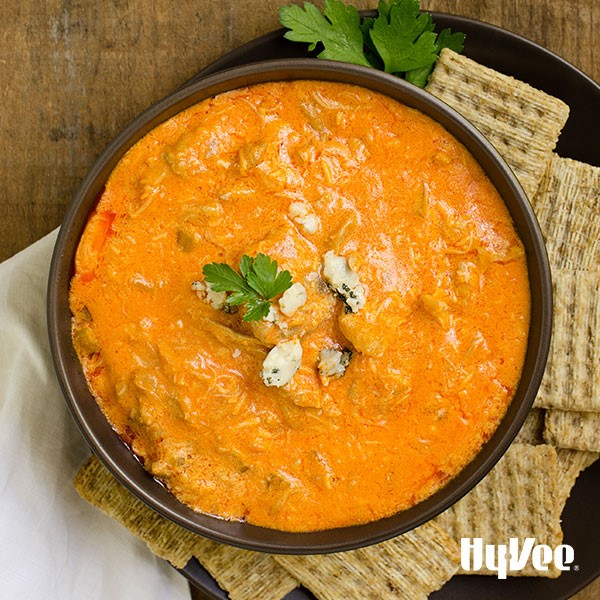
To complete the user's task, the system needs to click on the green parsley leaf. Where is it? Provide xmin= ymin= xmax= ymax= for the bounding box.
xmin=436 ymin=27 xmax=466 ymax=54
xmin=202 ymin=254 xmax=293 ymax=322
xmin=404 ymin=26 xmax=465 ymax=87
xmin=246 ymin=253 xmax=293 ymax=300
xmin=239 ymin=254 xmax=254 ymax=279
xmin=279 ymin=0 xmax=372 ymax=68
xmin=403 ymin=63 xmax=432 ymax=88
xmin=360 ymin=16 xmax=383 ymax=69
xmin=370 ymin=1 xmax=438 ymax=74
xmin=278 ymin=0 xmax=466 ymax=88
xmin=244 ymin=296 xmax=272 ymax=321
xmin=202 ymin=262 xmax=252 ymax=295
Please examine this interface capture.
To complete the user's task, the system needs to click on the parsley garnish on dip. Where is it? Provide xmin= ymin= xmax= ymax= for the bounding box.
xmin=202 ymin=253 xmax=293 ymax=322
xmin=201 ymin=254 xmax=306 ymax=388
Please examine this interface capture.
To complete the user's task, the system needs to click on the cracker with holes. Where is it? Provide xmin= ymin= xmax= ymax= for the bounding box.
xmin=434 ymin=443 xmax=562 ymax=577
xmin=426 ymin=49 xmax=569 ymax=198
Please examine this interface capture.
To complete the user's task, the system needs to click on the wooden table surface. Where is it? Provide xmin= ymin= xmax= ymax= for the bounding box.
xmin=2 ymin=0 xmax=597 ymax=598
xmin=0 ymin=0 xmax=598 ymax=264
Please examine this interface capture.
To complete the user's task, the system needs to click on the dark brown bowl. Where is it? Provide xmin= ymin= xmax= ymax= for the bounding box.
xmin=47 ymin=58 xmax=552 ymax=554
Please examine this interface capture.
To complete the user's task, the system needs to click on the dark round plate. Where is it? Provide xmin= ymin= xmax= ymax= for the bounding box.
xmin=180 ymin=11 xmax=600 ymax=600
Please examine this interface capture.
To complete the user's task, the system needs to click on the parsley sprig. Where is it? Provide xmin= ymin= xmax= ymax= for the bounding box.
xmin=279 ymin=0 xmax=465 ymax=88
xmin=278 ymin=0 xmax=372 ymax=68
xmin=202 ymin=253 xmax=293 ymax=322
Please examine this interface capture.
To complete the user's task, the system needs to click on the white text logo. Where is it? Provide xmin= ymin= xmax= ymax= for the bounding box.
xmin=460 ymin=537 xmax=575 ymax=579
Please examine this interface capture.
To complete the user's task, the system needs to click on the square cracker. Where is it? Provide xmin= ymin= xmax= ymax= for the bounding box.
xmin=532 ymin=155 xmax=600 ymax=271
xmin=534 ymin=268 xmax=599 ymax=412
xmin=434 ymin=443 xmax=562 ymax=577
xmin=193 ymin=541 xmax=299 ymax=600
xmin=273 ymin=520 xmax=459 ymax=600
xmin=544 ymin=409 xmax=600 ymax=453
xmin=511 ymin=416 xmax=599 ymax=513
xmin=73 ymin=455 xmax=201 ymax=568
xmin=74 ymin=455 xmax=298 ymax=600
xmin=514 ymin=407 xmax=545 ymax=445
xmin=426 ymin=49 xmax=569 ymax=198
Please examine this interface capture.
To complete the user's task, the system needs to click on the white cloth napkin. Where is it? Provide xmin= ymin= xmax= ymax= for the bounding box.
xmin=0 ymin=230 xmax=191 ymax=600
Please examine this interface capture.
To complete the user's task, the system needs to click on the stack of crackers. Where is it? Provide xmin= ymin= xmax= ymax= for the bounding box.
xmin=73 ymin=48 xmax=599 ymax=598
xmin=425 ymin=49 xmax=600 ymax=580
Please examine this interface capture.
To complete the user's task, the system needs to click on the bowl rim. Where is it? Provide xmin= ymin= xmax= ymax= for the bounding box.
xmin=47 ymin=57 xmax=552 ymax=554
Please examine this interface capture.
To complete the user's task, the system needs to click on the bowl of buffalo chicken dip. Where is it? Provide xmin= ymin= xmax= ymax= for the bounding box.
xmin=48 ymin=59 xmax=551 ymax=552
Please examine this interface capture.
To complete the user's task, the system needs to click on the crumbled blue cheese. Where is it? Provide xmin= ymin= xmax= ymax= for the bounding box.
xmin=261 ymin=304 xmax=291 ymax=335
xmin=264 ymin=304 xmax=279 ymax=323
xmin=322 ymin=250 xmax=366 ymax=313
xmin=191 ymin=280 xmax=227 ymax=310
xmin=318 ymin=348 xmax=352 ymax=379
xmin=289 ymin=201 xmax=320 ymax=235
xmin=260 ymin=338 xmax=302 ymax=387
xmin=278 ymin=282 xmax=307 ymax=316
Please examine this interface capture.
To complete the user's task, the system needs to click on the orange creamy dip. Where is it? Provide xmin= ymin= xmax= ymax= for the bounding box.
xmin=70 ymin=81 xmax=530 ymax=532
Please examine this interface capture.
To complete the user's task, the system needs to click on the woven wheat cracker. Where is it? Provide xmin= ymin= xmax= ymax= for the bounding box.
xmin=532 ymin=155 xmax=600 ymax=270
xmin=74 ymin=455 xmax=201 ymax=568
xmin=426 ymin=49 xmax=569 ymax=198
xmin=74 ymin=456 xmax=298 ymax=600
xmin=192 ymin=542 xmax=299 ymax=600
xmin=544 ymin=410 xmax=600 ymax=453
xmin=514 ymin=408 xmax=545 ymax=445
xmin=534 ymin=269 xmax=599 ymax=412
xmin=434 ymin=443 xmax=562 ymax=577
xmin=274 ymin=520 xmax=459 ymax=600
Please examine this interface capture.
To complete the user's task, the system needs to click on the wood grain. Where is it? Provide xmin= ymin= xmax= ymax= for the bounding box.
xmin=0 ymin=0 xmax=597 ymax=262
xmin=0 ymin=1 xmax=597 ymax=598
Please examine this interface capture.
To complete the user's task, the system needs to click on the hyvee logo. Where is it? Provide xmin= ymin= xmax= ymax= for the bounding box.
xmin=460 ymin=538 xmax=575 ymax=579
